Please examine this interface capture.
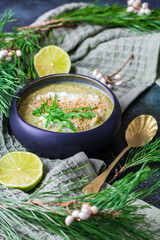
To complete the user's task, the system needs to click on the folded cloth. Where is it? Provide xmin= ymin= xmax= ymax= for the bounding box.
xmin=32 ymin=2 xmax=160 ymax=111
xmin=0 ymin=151 xmax=106 ymax=200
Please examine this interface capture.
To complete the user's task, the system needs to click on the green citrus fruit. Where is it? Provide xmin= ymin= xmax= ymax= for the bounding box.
xmin=0 ymin=151 xmax=43 ymax=192
xmin=34 ymin=45 xmax=71 ymax=77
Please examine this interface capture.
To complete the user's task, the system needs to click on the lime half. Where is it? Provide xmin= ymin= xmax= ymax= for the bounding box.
xmin=34 ymin=45 xmax=71 ymax=77
xmin=0 ymin=152 xmax=43 ymax=192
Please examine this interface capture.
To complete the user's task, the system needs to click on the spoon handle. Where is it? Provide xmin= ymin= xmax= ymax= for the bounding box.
xmin=82 ymin=145 xmax=130 ymax=194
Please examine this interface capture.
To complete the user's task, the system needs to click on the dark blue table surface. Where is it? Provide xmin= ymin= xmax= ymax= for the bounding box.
xmin=0 ymin=0 xmax=160 ymax=208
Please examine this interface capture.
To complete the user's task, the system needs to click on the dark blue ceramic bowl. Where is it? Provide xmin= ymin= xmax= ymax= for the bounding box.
xmin=9 ymin=73 xmax=121 ymax=159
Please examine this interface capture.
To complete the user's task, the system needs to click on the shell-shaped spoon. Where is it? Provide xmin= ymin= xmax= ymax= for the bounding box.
xmin=125 ymin=115 xmax=158 ymax=147
xmin=82 ymin=115 xmax=158 ymax=194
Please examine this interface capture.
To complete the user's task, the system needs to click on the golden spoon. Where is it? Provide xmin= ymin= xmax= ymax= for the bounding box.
xmin=82 ymin=115 xmax=158 ymax=194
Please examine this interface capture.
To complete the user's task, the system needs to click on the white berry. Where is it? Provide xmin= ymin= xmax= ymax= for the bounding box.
xmin=81 ymin=203 xmax=90 ymax=209
xmin=114 ymin=74 xmax=121 ymax=80
xmin=81 ymin=208 xmax=91 ymax=216
xmin=135 ymin=0 xmax=141 ymax=4
xmin=144 ymin=8 xmax=151 ymax=15
xmin=91 ymin=206 xmax=98 ymax=214
xmin=16 ymin=50 xmax=22 ymax=57
xmin=72 ymin=210 xmax=80 ymax=218
xmin=8 ymin=51 xmax=13 ymax=56
xmin=100 ymin=77 xmax=106 ymax=85
xmin=115 ymin=80 xmax=122 ymax=86
xmin=132 ymin=1 xmax=140 ymax=8
xmin=142 ymin=2 xmax=149 ymax=9
xmin=96 ymin=73 xmax=103 ymax=81
xmin=127 ymin=0 xmax=134 ymax=6
xmin=138 ymin=8 xmax=145 ymax=16
xmin=65 ymin=215 xmax=74 ymax=226
xmin=79 ymin=211 xmax=90 ymax=220
xmin=92 ymin=69 xmax=99 ymax=77
xmin=0 ymin=50 xmax=8 ymax=59
xmin=107 ymin=84 xmax=112 ymax=90
xmin=6 ymin=56 xmax=12 ymax=61
xmin=126 ymin=6 xmax=134 ymax=12
xmin=1 ymin=50 xmax=8 ymax=56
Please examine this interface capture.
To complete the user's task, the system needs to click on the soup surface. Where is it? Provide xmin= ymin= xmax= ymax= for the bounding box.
xmin=19 ymin=82 xmax=113 ymax=132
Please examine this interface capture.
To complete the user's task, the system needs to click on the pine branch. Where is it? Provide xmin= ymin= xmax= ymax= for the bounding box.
xmin=18 ymin=19 xmax=75 ymax=32
xmin=0 ymin=11 xmax=41 ymax=116
xmin=16 ymin=3 xmax=160 ymax=34
xmin=0 ymin=10 xmax=15 ymax=33
xmin=0 ymin=165 xmax=160 ymax=240
xmin=109 ymin=137 xmax=160 ymax=184
xmin=0 ymin=62 xmax=26 ymax=116
xmin=55 ymin=3 xmax=160 ymax=34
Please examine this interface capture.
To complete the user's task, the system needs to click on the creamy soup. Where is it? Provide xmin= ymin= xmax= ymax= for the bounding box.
xmin=19 ymin=82 xmax=113 ymax=132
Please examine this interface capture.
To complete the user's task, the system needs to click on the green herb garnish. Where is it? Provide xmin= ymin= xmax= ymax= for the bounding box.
xmin=29 ymin=94 xmax=97 ymax=132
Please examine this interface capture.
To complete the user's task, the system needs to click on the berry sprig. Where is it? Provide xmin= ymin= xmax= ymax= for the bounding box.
xmin=93 ymin=69 xmax=122 ymax=90
xmin=65 ymin=202 xmax=98 ymax=226
xmin=92 ymin=53 xmax=133 ymax=89
xmin=0 ymin=48 xmax=22 ymax=61
xmin=127 ymin=0 xmax=151 ymax=15
xmin=30 ymin=199 xmax=99 ymax=226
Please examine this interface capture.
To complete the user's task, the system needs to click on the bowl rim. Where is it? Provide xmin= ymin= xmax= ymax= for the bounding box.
xmin=14 ymin=73 xmax=120 ymax=135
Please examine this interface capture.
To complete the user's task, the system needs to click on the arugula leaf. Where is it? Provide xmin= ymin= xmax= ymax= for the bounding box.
xmin=64 ymin=111 xmax=97 ymax=120
xmin=52 ymin=94 xmax=58 ymax=108
xmin=64 ymin=119 xmax=77 ymax=132
xmin=31 ymin=97 xmax=50 ymax=117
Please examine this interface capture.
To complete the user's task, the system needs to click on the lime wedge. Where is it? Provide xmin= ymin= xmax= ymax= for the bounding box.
xmin=34 ymin=45 xmax=71 ymax=77
xmin=0 ymin=152 xmax=43 ymax=192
